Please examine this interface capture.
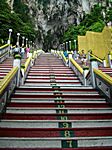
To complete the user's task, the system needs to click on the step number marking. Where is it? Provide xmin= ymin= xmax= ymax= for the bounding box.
xmin=57 ymin=104 xmax=65 ymax=108
xmin=60 ymin=130 xmax=74 ymax=137
xmin=59 ymin=122 xmax=71 ymax=128
xmin=62 ymin=140 xmax=77 ymax=148
xmin=55 ymin=100 xmax=64 ymax=103
xmin=56 ymin=109 xmax=67 ymax=114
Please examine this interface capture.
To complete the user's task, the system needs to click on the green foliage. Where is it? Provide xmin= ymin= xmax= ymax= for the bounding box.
xmin=62 ymin=4 xmax=108 ymax=49
xmin=88 ymin=21 xmax=105 ymax=32
xmin=0 ymin=0 xmax=36 ymax=46
xmin=106 ymin=8 xmax=112 ymax=22
xmin=13 ymin=0 xmax=29 ymax=23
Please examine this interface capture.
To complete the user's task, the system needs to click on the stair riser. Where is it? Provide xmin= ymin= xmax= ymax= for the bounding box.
xmin=3 ymin=113 xmax=112 ymax=120
xmin=0 ymin=138 xmax=112 ymax=148
xmin=8 ymin=103 xmax=109 ymax=108
xmin=11 ymin=95 xmax=103 ymax=99
xmin=0 ymin=120 xmax=112 ymax=128
xmin=0 ymin=147 xmax=112 ymax=150
xmin=6 ymin=108 xmax=112 ymax=114
xmin=1 ymin=54 xmax=112 ymax=149
xmin=1 ymin=127 xmax=112 ymax=137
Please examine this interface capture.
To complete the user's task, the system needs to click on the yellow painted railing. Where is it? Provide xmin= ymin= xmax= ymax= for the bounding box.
xmin=94 ymin=68 xmax=112 ymax=85
xmin=61 ymin=51 xmax=68 ymax=63
xmin=32 ymin=51 xmax=37 ymax=59
xmin=24 ymin=56 xmax=32 ymax=72
xmin=78 ymin=27 xmax=112 ymax=66
xmin=0 ymin=51 xmax=8 ymax=58
xmin=12 ymin=45 xmax=16 ymax=49
xmin=70 ymin=58 xmax=83 ymax=75
xmin=0 ymin=44 xmax=9 ymax=49
xmin=0 ymin=67 xmax=18 ymax=95
xmin=90 ymin=53 xmax=103 ymax=63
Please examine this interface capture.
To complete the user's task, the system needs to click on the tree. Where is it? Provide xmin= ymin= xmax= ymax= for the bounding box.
xmin=62 ymin=4 xmax=106 ymax=47
xmin=0 ymin=0 xmax=36 ymax=46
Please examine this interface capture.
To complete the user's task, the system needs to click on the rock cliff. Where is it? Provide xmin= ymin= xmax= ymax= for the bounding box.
xmin=7 ymin=0 xmax=98 ymax=51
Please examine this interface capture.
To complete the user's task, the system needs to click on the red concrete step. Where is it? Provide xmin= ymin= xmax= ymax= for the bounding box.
xmin=0 ymin=73 xmax=9 ymax=76
xmin=26 ymin=77 xmax=78 ymax=80
xmin=3 ymin=113 xmax=112 ymax=120
xmin=28 ymin=73 xmax=75 ymax=77
xmin=0 ymin=65 xmax=13 ymax=68
xmin=28 ymin=71 xmax=74 ymax=74
xmin=15 ymin=87 xmax=97 ymax=92
xmin=0 ymin=127 xmax=112 ymax=137
xmin=11 ymin=94 xmax=103 ymax=99
xmin=99 ymin=67 xmax=112 ymax=77
xmin=33 ymin=66 xmax=69 ymax=69
xmin=8 ymin=102 xmax=110 ymax=108
xmin=25 ymin=81 xmax=81 ymax=84
xmin=99 ymin=67 xmax=112 ymax=70
xmin=0 ymin=147 xmax=112 ymax=150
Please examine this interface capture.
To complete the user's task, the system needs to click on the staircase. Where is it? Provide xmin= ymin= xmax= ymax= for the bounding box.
xmin=0 ymin=58 xmax=13 ymax=80
xmin=0 ymin=53 xmax=112 ymax=150
xmin=99 ymin=67 xmax=112 ymax=78
xmin=0 ymin=55 xmax=27 ymax=80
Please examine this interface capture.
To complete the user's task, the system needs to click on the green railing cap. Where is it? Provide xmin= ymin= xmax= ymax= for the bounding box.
xmin=90 ymin=57 xmax=97 ymax=61
xmin=14 ymin=54 xmax=21 ymax=59
xmin=21 ymin=64 xmax=25 ymax=69
xmin=83 ymin=66 xmax=89 ymax=70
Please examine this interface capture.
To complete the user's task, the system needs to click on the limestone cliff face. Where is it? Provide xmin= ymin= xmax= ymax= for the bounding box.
xmin=7 ymin=0 xmax=98 ymax=51
xmin=27 ymin=0 xmax=79 ymax=50
xmin=7 ymin=0 xmax=14 ymax=12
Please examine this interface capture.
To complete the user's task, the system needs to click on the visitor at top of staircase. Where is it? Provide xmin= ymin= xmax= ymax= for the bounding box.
xmin=79 ymin=50 xmax=87 ymax=65
xmin=26 ymin=47 xmax=30 ymax=58
xmin=13 ymin=45 xmax=20 ymax=57
xmin=63 ymin=50 xmax=68 ymax=58
xmin=73 ymin=50 xmax=79 ymax=60
xmin=21 ymin=46 xmax=25 ymax=59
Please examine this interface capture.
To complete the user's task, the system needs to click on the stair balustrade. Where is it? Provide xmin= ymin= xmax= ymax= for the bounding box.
xmin=90 ymin=57 xmax=98 ymax=88
xmin=94 ymin=68 xmax=112 ymax=104
xmin=60 ymin=51 xmax=68 ymax=66
xmin=69 ymin=58 xmax=84 ymax=84
xmin=0 ymin=49 xmax=44 ymax=112
xmin=90 ymin=53 xmax=105 ymax=67
xmin=0 ymin=67 xmax=18 ymax=114
xmin=21 ymin=50 xmax=44 ymax=85
xmin=0 ymin=44 xmax=10 ymax=63
xmin=108 ymin=52 xmax=112 ymax=68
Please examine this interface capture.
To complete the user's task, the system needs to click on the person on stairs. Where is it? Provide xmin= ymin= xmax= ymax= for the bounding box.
xmin=63 ymin=50 xmax=68 ymax=58
xmin=13 ymin=45 xmax=20 ymax=57
xmin=79 ymin=49 xmax=87 ymax=65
